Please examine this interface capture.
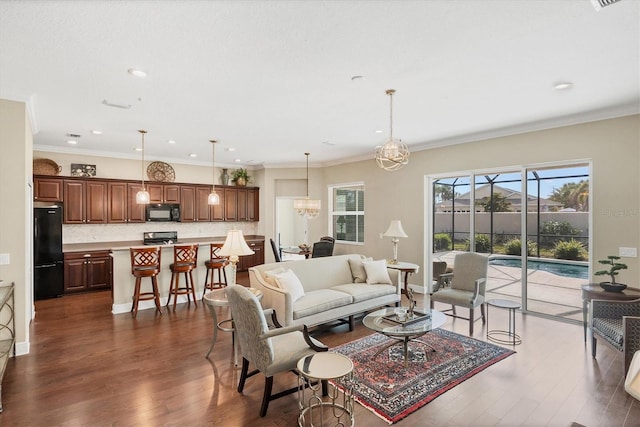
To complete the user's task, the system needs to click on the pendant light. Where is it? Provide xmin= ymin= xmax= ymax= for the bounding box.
xmin=135 ymin=130 xmax=150 ymax=204
xmin=293 ymin=152 xmax=321 ymax=219
xmin=208 ymin=139 xmax=220 ymax=205
xmin=375 ymin=89 xmax=409 ymax=171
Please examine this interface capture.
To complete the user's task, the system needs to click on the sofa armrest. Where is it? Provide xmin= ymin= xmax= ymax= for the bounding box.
xmin=249 ymin=267 xmax=295 ymax=326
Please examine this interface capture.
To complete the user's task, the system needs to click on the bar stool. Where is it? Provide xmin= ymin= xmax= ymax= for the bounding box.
xmin=166 ymin=244 xmax=199 ymax=310
xmin=202 ymin=243 xmax=229 ymax=299
xmin=130 ymin=246 xmax=162 ymax=318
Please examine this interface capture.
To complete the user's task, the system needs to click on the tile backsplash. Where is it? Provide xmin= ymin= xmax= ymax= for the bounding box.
xmin=63 ymin=222 xmax=259 ymax=244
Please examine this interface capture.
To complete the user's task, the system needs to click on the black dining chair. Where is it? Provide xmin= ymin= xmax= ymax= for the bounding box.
xmin=270 ymin=238 xmax=282 ymax=262
xmin=311 ymin=240 xmax=333 ymax=258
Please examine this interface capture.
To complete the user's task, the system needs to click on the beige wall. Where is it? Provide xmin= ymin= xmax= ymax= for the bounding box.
xmin=320 ymin=115 xmax=640 ymax=286
xmin=0 ymin=99 xmax=32 ymax=354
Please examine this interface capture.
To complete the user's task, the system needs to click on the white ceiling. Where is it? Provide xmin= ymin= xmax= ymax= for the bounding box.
xmin=1 ymin=0 xmax=638 ymax=169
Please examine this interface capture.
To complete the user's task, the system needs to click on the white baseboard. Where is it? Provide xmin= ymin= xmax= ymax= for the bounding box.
xmin=15 ymin=341 xmax=30 ymax=356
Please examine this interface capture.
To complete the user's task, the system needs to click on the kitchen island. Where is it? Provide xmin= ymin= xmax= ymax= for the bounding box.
xmin=63 ymin=235 xmax=264 ymax=315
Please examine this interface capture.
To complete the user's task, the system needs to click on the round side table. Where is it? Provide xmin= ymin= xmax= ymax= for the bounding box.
xmin=486 ymin=299 xmax=522 ymax=346
xmin=297 ymin=352 xmax=355 ymax=427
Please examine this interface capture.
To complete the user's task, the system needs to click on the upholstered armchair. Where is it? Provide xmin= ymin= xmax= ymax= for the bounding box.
xmin=225 ymin=285 xmax=328 ymax=417
xmin=430 ymin=252 xmax=489 ymax=335
xmin=590 ymin=297 xmax=640 ymax=375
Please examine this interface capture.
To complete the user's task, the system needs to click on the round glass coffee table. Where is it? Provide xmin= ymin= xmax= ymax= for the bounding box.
xmin=363 ymin=307 xmax=446 ymax=367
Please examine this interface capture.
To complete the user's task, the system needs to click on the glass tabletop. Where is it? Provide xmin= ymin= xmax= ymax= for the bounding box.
xmin=363 ymin=307 xmax=446 ymax=336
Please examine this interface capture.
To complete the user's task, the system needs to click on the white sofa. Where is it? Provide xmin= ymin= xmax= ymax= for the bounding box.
xmin=249 ymin=254 xmax=401 ymax=330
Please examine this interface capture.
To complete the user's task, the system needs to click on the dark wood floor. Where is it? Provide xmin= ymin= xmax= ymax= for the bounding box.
xmin=2 ymin=273 xmax=639 ymax=426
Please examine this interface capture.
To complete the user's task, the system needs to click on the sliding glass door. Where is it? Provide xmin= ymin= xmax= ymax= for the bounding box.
xmin=430 ymin=163 xmax=590 ymax=322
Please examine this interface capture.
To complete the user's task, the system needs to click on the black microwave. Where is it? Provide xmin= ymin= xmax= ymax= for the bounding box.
xmin=145 ymin=204 xmax=180 ymax=222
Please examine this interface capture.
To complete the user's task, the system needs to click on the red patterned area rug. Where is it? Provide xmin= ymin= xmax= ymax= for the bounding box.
xmin=330 ymin=329 xmax=515 ymax=424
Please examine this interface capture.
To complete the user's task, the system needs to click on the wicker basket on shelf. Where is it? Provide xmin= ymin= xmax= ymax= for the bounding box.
xmin=33 ymin=158 xmax=62 ymax=175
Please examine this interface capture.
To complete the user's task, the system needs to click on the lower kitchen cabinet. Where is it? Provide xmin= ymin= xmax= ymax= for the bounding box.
xmin=64 ymin=250 xmax=112 ymax=293
xmin=237 ymin=240 xmax=264 ymax=271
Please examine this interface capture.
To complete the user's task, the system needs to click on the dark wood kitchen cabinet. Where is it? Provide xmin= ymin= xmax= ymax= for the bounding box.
xmin=63 ymin=250 xmax=112 ymax=293
xmin=237 ymin=239 xmax=264 ymax=271
xmin=34 ymin=176 xmax=63 ymax=202
xmin=63 ymin=179 xmax=108 ymax=224
xmin=148 ymin=184 xmax=180 ymax=204
xmin=107 ymin=182 xmax=146 ymax=223
xmin=180 ymin=185 xmax=211 ymax=222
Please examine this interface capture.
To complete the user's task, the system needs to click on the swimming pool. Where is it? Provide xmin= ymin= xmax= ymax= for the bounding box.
xmin=489 ymin=257 xmax=588 ymax=279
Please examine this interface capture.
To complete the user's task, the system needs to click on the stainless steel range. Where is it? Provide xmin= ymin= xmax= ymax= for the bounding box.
xmin=143 ymin=231 xmax=180 ymax=245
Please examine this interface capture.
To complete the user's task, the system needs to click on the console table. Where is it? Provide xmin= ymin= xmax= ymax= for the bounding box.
xmin=581 ymin=284 xmax=640 ymax=342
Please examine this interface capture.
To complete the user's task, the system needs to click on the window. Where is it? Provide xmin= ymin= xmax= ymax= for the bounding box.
xmin=329 ymin=183 xmax=364 ymax=243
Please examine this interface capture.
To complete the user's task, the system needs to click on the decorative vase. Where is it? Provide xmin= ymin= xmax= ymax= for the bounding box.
xmin=221 ymin=168 xmax=229 ymax=186
xmin=236 ymin=176 xmax=246 ymax=186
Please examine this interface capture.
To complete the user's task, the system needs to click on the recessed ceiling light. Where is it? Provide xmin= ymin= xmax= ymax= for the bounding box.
xmin=90 ymin=130 xmax=102 ymax=135
xmin=167 ymin=140 xmax=176 ymax=144
xmin=67 ymin=140 xmax=77 ymax=145
xmin=234 ymin=159 xmax=241 ymax=163
xmin=189 ymin=153 xmax=197 ymax=158
xmin=226 ymin=147 xmax=236 ymax=152
xmin=375 ymin=130 xmax=383 ymax=134
xmin=134 ymin=147 xmax=142 ymax=152
xmin=128 ymin=68 xmax=147 ymax=78
xmin=554 ymin=82 xmax=573 ymax=90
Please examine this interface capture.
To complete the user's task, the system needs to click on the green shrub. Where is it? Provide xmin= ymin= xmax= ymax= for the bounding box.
xmin=434 ymin=233 xmax=452 ymax=251
xmin=553 ymin=239 xmax=586 ymax=260
xmin=540 ymin=221 xmax=581 ymax=248
xmin=466 ymin=234 xmax=491 ymax=253
xmin=504 ymin=239 xmax=538 ymax=256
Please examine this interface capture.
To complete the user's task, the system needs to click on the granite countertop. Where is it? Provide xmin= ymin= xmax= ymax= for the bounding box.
xmin=63 ymin=235 xmax=265 ymax=253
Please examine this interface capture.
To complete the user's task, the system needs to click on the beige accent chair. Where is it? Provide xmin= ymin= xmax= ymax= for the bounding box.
xmin=430 ymin=252 xmax=489 ymax=335
xmin=226 ymin=285 xmax=328 ymax=417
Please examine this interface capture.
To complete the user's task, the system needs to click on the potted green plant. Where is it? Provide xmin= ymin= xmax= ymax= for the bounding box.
xmin=231 ymin=168 xmax=250 ymax=186
xmin=594 ymin=255 xmax=628 ymax=292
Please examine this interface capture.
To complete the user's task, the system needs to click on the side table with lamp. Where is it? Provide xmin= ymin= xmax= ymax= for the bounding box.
xmin=383 ymin=219 xmax=419 ymax=295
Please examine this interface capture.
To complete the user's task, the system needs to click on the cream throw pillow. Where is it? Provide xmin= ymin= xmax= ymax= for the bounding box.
xmin=263 ymin=266 xmax=287 ymax=287
xmin=274 ymin=269 xmax=306 ymax=302
xmin=363 ymin=259 xmax=392 ymax=285
xmin=348 ymin=256 xmax=373 ymax=283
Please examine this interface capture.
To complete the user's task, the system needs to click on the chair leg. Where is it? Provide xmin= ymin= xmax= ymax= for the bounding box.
xmin=222 ymin=266 xmax=228 ymax=287
xmin=238 ymin=358 xmax=249 ymax=392
xmin=469 ymin=308 xmax=474 ymax=335
xmin=151 ymin=276 xmax=162 ymax=314
xmin=452 ymin=305 xmax=457 ymax=315
xmin=188 ymin=270 xmax=198 ymax=307
xmin=592 ymin=335 xmax=597 ymax=358
xmin=202 ymin=267 xmax=211 ymax=299
xmin=131 ymin=277 xmax=142 ymax=317
xmin=480 ymin=303 xmax=486 ymax=322
xmin=322 ymin=379 xmax=328 ymax=397
xmin=166 ymin=272 xmax=176 ymax=308
xmin=349 ymin=315 xmax=354 ymax=332
xmin=260 ymin=376 xmax=273 ymax=417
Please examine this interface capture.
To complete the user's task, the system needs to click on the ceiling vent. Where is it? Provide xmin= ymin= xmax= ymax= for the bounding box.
xmin=591 ymin=0 xmax=623 ymax=10
xmin=66 ymin=133 xmax=81 ymax=138
xmin=102 ymin=99 xmax=132 ymax=109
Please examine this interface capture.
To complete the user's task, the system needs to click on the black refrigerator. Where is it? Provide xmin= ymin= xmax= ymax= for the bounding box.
xmin=34 ymin=206 xmax=64 ymax=299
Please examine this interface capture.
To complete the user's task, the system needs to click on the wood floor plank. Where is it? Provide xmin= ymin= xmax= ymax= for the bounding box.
xmin=0 ymin=276 xmax=635 ymax=426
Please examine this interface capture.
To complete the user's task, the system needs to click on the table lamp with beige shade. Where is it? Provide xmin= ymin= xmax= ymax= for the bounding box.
xmin=218 ymin=229 xmax=255 ymax=285
xmin=383 ymin=220 xmax=407 ymax=264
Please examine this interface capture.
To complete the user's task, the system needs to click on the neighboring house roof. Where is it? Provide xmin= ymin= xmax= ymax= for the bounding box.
xmin=436 ymin=184 xmax=563 ymax=212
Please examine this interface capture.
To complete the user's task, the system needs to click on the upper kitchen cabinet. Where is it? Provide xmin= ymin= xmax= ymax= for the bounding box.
xmin=223 ymin=186 xmax=259 ymax=222
xmin=148 ymin=183 xmax=180 ymax=204
xmin=180 ymin=185 xmax=212 ymax=222
xmin=63 ymin=179 xmax=108 ymax=224
xmin=34 ymin=176 xmax=63 ymax=202
xmin=107 ymin=182 xmax=145 ymax=223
